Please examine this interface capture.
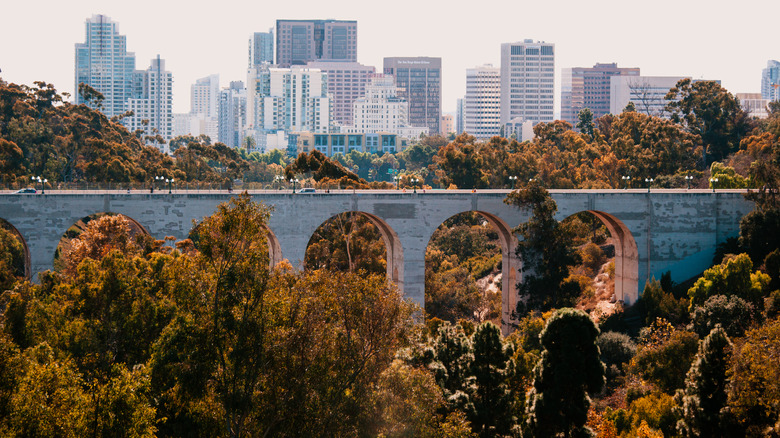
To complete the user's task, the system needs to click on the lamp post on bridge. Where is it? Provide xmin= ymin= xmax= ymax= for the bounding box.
xmin=621 ymin=175 xmax=631 ymax=189
xmin=32 ymin=176 xmax=47 ymax=194
xmin=685 ymin=175 xmax=694 ymax=190
xmin=274 ymin=175 xmax=284 ymax=190
xmin=508 ymin=175 xmax=517 ymax=189
xmin=166 ymin=178 xmax=174 ymax=194
xmin=290 ymin=178 xmax=299 ymax=193
xmin=645 ymin=177 xmax=654 ymax=192
xmin=410 ymin=177 xmax=419 ymax=193
xmin=710 ymin=177 xmax=719 ymax=192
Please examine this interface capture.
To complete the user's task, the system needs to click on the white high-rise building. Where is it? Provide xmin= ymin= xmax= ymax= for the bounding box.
xmin=500 ymin=40 xmax=555 ymax=126
xmin=762 ymin=60 xmax=780 ymax=102
xmin=124 ymin=56 xmax=173 ymax=151
xmin=350 ymin=74 xmax=428 ymax=138
xmin=464 ymin=64 xmax=500 ymax=139
xmin=246 ymin=65 xmax=330 ymax=137
xmin=218 ymin=81 xmax=247 ymax=148
xmin=74 ymin=14 xmax=136 ymax=117
xmin=191 ymin=74 xmax=219 ymax=118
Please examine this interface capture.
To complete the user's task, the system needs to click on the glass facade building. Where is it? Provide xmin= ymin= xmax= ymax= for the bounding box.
xmin=383 ymin=57 xmax=442 ymax=135
xmin=276 ymin=20 xmax=357 ymax=67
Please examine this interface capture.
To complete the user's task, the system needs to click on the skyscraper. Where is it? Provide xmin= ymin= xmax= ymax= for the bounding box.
xmin=350 ymin=74 xmax=428 ymax=138
xmin=762 ymin=60 xmax=780 ymax=101
xmin=75 ymin=14 xmax=136 ymax=117
xmin=276 ymin=20 xmax=357 ymax=67
xmin=218 ymin=81 xmax=247 ymax=148
xmin=561 ymin=63 xmax=639 ymax=126
xmin=249 ymin=30 xmax=274 ymax=68
xmin=124 ymin=56 xmax=173 ymax=150
xmin=463 ymin=64 xmax=501 ymax=139
xmin=191 ymin=74 xmax=220 ymax=118
xmin=383 ymin=57 xmax=442 ymax=134
xmin=500 ymin=40 xmax=555 ymax=126
xmin=306 ymin=61 xmax=375 ymax=127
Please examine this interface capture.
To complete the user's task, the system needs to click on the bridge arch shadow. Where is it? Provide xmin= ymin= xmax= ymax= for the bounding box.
xmin=54 ymin=212 xmax=151 ymax=270
xmin=562 ymin=210 xmax=639 ymax=305
xmin=425 ymin=210 xmax=521 ymax=334
xmin=304 ymin=211 xmax=403 ymax=292
xmin=0 ymin=218 xmax=32 ymax=280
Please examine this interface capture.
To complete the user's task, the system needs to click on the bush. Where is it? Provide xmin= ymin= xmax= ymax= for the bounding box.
xmin=690 ymin=294 xmax=755 ymax=338
xmin=598 ymin=331 xmax=637 ymax=373
xmin=631 ymin=320 xmax=699 ymax=393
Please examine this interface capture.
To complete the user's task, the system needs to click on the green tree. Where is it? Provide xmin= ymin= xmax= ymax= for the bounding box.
xmin=0 ymin=224 xmax=25 ymax=291
xmin=576 ymin=108 xmax=595 ymax=138
xmin=630 ymin=319 xmax=699 ymax=394
xmin=675 ymin=326 xmax=733 ymax=438
xmin=469 ymin=322 xmax=517 ymax=436
xmin=526 ymin=308 xmax=605 ymax=438
xmin=690 ymin=294 xmax=754 ymax=338
xmin=506 ymin=183 xmax=581 ymax=313
xmin=687 ymin=253 xmax=770 ymax=311
xmin=665 ymin=78 xmax=748 ymax=162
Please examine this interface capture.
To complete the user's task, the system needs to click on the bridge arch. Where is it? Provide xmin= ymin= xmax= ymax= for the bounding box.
xmin=304 ymin=211 xmax=403 ymax=292
xmin=424 ymin=210 xmax=521 ymax=332
xmin=562 ymin=210 xmax=639 ymax=305
xmin=0 ymin=218 xmax=32 ymax=280
xmin=54 ymin=212 xmax=151 ymax=270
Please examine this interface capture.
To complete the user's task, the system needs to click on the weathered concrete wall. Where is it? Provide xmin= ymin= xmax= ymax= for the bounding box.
xmin=0 ymin=190 xmax=754 ymax=326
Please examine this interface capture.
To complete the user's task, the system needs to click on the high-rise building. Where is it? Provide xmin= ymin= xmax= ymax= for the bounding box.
xmin=75 ymin=14 xmax=136 ymax=117
xmin=191 ymin=74 xmax=220 ymax=118
xmin=456 ymin=98 xmax=465 ymax=135
xmin=124 ymin=56 xmax=173 ymax=150
xmin=500 ymin=40 xmax=555 ymax=126
xmin=246 ymin=65 xmax=330 ymax=137
xmin=463 ymin=64 xmax=501 ymax=139
xmin=349 ymin=74 xmax=428 ymax=138
xmin=561 ymin=63 xmax=640 ymax=126
xmin=609 ymin=75 xmax=686 ymax=117
xmin=218 ymin=81 xmax=247 ymax=148
xmin=441 ymin=114 xmax=453 ymax=136
xmin=762 ymin=60 xmax=780 ymax=101
xmin=383 ymin=57 xmax=442 ymax=134
xmin=306 ymin=61 xmax=375 ymax=127
xmin=276 ymin=19 xmax=357 ymax=67
xmin=249 ymin=29 xmax=274 ymax=67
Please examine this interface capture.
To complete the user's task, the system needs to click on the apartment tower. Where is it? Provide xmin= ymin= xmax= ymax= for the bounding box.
xmin=500 ymin=40 xmax=555 ymax=126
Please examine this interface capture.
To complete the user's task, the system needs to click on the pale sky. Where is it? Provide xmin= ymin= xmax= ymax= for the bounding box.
xmin=1 ymin=0 xmax=777 ymax=115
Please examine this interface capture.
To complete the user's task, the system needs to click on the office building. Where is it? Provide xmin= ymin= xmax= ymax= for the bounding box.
xmin=249 ymin=29 xmax=274 ymax=67
xmin=441 ymin=114 xmax=453 ymax=136
xmin=456 ymin=98 xmax=465 ymax=135
xmin=737 ymin=93 xmax=770 ymax=119
xmin=762 ymin=60 xmax=780 ymax=101
xmin=75 ymin=14 xmax=136 ymax=117
xmin=350 ymin=74 xmax=428 ymax=138
xmin=463 ymin=64 xmax=501 ymax=139
xmin=306 ymin=61 xmax=375 ymax=127
xmin=500 ymin=40 xmax=555 ymax=126
xmin=218 ymin=81 xmax=247 ymax=148
xmin=124 ymin=56 xmax=173 ymax=150
xmin=609 ymin=75 xmax=686 ymax=117
xmin=276 ymin=19 xmax=357 ymax=67
xmin=561 ymin=63 xmax=639 ymax=126
xmin=383 ymin=57 xmax=442 ymax=134
xmin=296 ymin=132 xmax=408 ymax=156
xmin=190 ymin=74 xmax=219 ymax=118
xmin=246 ymin=65 xmax=330 ymax=138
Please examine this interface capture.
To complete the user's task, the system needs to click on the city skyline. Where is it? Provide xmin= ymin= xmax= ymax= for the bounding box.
xmin=1 ymin=0 xmax=777 ymax=116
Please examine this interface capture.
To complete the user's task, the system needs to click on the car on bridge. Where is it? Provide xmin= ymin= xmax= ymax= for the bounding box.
xmin=14 ymin=188 xmax=36 ymax=194
xmin=298 ymin=188 xmax=316 ymax=193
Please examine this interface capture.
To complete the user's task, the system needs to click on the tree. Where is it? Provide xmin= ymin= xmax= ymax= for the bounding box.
xmin=665 ymin=79 xmax=748 ymax=162
xmin=305 ymin=212 xmax=387 ymax=275
xmin=630 ymin=319 xmax=699 ymax=394
xmin=526 ymin=308 xmax=605 ymax=438
xmin=687 ymin=253 xmax=770 ymax=311
xmin=0 ymin=224 xmax=25 ymax=291
xmin=675 ymin=326 xmax=733 ymax=438
xmin=468 ymin=322 xmax=517 ymax=436
xmin=690 ymin=294 xmax=754 ymax=338
xmin=576 ymin=108 xmax=595 ymax=138
xmin=505 ymin=183 xmax=581 ymax=313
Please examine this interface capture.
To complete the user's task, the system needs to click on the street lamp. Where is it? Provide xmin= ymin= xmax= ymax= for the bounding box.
xmin=166 ymin=178 xmax=174 ymax=194
xmin=685 ymin=175 xmax=694 ymax=189
xmin=645 ymin=177 xmax=654 ymax=192
xmin=621 ymin=175 xmax=631 ymax=189
xmin=154 ymin=175 xmax=165 ymax=192
xmin=393 ymin=175 xmax=399 ymax=189
xmin=411 ymin=177 xmax=419 ymax=193
xmin=290 ymin=178 xmax=299 ymax=193
xmin=274 ymin=175 xmax=284 ymax=190
xmin=508 ymin=175 xmax=518 ymax=189
xmin=710 ymin=177 xmax=719 ymax=192
xmin=32 ymin=176 xmax=47 ymax=194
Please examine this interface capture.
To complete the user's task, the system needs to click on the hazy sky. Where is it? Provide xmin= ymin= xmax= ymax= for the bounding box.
xmin=1 ymin=0 xmax=777 ymax=115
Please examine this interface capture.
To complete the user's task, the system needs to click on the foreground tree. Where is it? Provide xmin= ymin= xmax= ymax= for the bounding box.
xmin=506 ymin=183 xmax=581 ymax=313
xmin=526 ymin=308 xmax=605 ymax=437
xmin=675 ymin=326 xmax=733 ymax=438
